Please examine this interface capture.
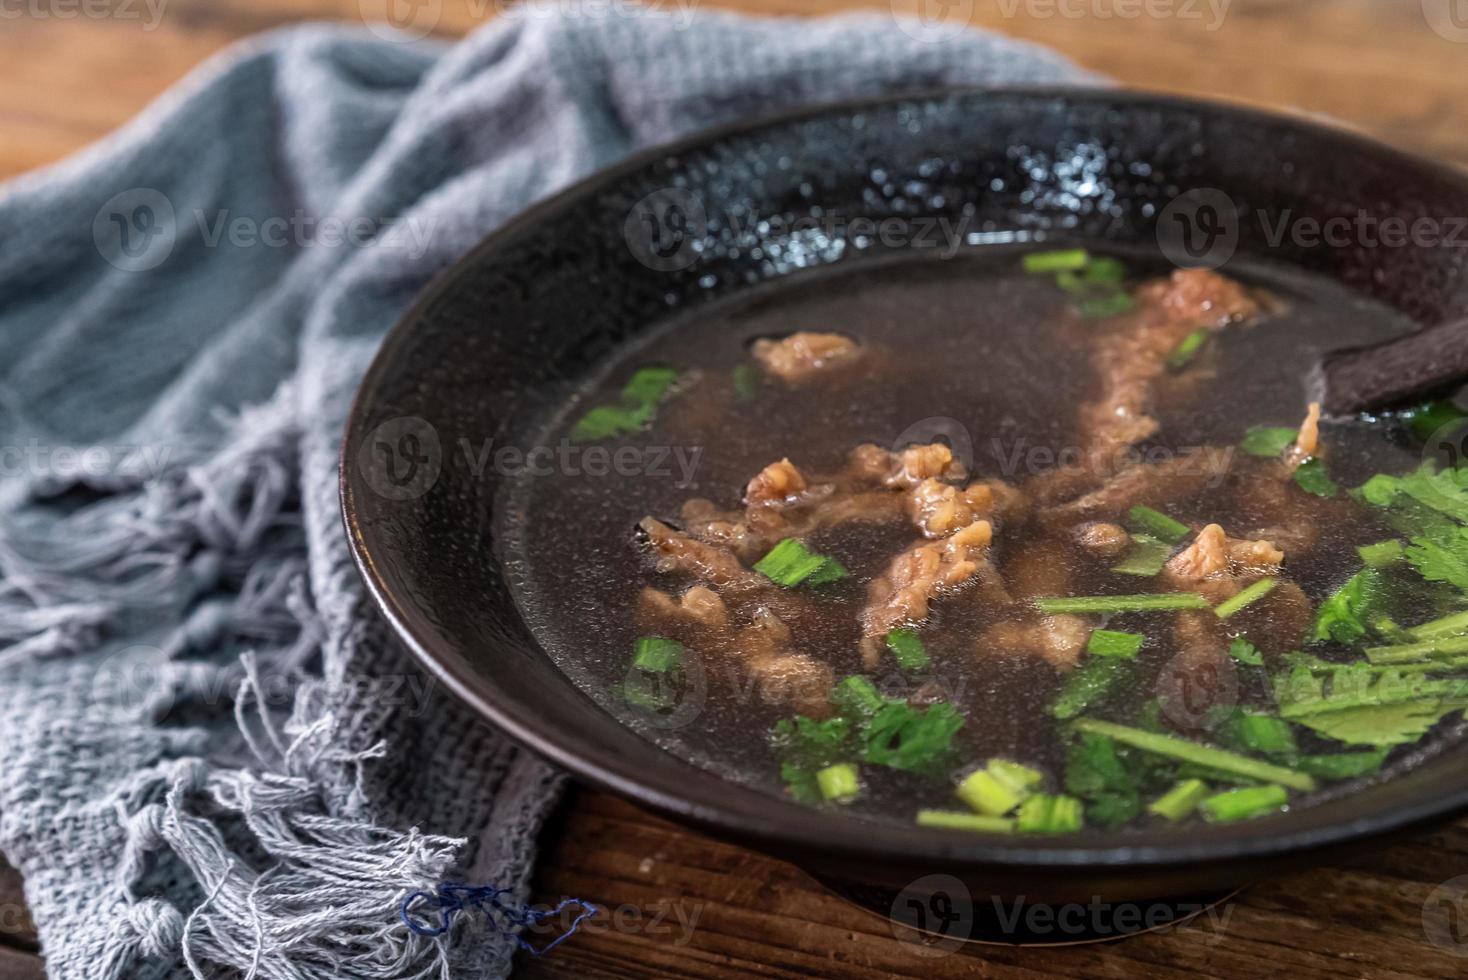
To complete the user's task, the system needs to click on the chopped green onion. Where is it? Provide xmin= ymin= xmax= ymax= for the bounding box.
xmin=1240 ymin=426 xmax=1298 ymax=458
xmin=1016 ymin=794 xmax=1084 ymax=833
xmin=1148 ymin=779 xmax=1209 ymax=822
xmin=1358 ymin=540 xmax=1405 ymax=567
xmin=754 ymin=538 xmax=849 ymax=587
xmin=570 ymin=404 xmax=652 ymax=442
xmin=1412 ymin=609 xmax=1468 ymax=640
xmin=1080 ymin=256 xmax=1126 ymax=283
xmin=1034 ymin=593 xmax=1209 ymax=615
xmin=1200 ymin=784 xmax=1289 ymax=822
xmin=1072 ymin=719 xmax=1316 ymax=791
xmin=1023 ymin=248 xmax=1090 ymax=273
xmin=885 ymin=628 xmax=930 ymax=672
xmin=1167 ymin=329 xmax=1211 ymax=372
xmin=1087 ymin=629 xmax=1144 ymax=660
xmin=1297 ymin=750 xmax=1388 ymax=781
xmin=832 ymin=675 xmax=885 ymax=721
xmin=1294 ymin=457 xmax=1339 ymax=497
xmin=1112 ymin=535 xmax=1174 ymax=577
xmin=1076 ymin=292 xmax=1136 ymax=319
xmin=816 ymin=763 xmax=860 ymax=803
xmin=956 ymin=759 xmax=1044 ymax=816
xmin=1126 ymin=505 xmax=1191 ymax=545
xmin=1214 ymin=578 xmax=1277 ymax=619
xmin=1364 ymin=633 xmax=1468 ymax=664
xmin=1228 ymin=637 xmax=1264 ymax=666
xmin=916 ymin=810 xmax=1016 ymax=833
xmin=620 ymin=366 xmax=679 ymax=406
xmin=1051 ymin=657 xmax=1130 ymax=720
xmin=632 ymin=636 xmax=684 ymax=673
xmin=1232 ymin=712 xmax=1298 ymax=757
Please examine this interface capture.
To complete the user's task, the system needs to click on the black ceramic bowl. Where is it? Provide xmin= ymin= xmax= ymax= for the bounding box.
xmin=342 ymin=89 xmax=1468 ymax=904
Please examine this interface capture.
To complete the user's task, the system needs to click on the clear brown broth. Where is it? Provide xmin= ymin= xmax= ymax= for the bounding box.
xmin=503 ymin=247 xmax=1431 ymax=829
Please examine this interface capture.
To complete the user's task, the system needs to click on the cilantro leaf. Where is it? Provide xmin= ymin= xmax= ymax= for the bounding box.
xmin=1293 ymin=457 xmax=1338 ymax=497
xmin=1312 ymin=568 xmax=1382 ymax=645
xmin=1405 ymin=527 xmax=1468 ymax=591
xmin=1228 ymin=637 xmax=1264 ymax=666
xmin=1290 ymin=701 xmax=1463 ymax=748
xmin=860 ymin=701 xmax=964 ymax=774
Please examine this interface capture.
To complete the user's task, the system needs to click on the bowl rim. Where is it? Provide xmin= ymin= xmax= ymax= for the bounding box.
xmin=341 ymin=85 xmax=1468 ymax=872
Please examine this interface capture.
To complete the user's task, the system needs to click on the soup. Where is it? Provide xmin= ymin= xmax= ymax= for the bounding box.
xmin=504 ymin=247 xmax=1468 ymax=834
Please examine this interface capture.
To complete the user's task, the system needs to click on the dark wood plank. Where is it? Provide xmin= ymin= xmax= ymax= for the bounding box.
xmin=520 ymin=789 xmax=1468 ymax=980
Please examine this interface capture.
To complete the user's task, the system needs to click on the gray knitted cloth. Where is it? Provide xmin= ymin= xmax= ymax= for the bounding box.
xmin=0 ymin=10 xmax=1088 ymax=978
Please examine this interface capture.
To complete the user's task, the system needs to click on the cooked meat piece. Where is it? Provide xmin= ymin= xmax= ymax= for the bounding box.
xmin=1003 ymin=535 xmax=1075 ymax=603
xmin=1041 ymin=447 xmax=1235 ymax=523
xmin=859 ymin=520 xmax=993 ymax=666
xmin=747 ymin=653 xmax=835 ymax=719
xmin=1283 ymin=401 xmax=1322 ymax=470
xmin=1073 ymin=521 xmax=1131 ymax=560
xmin=1227 ymin=578 xmax=1313 ymax=654
xmin=730 ymin=608 xmax=832 ymax=717
xmin=980 ymin=614 xmax=1091 ymax=670
xmin=751 ymin=332 xmax=861 ymax=382
xmin=1164 ymin=524 xmax=1282 ymax=583
xmin=1140 ymin=268 xmax=1261 ymax=327
xmin=906 ymin=479 xmax=996 ymax=538
xmin=745 ymin=458 xmax=809 ymax=507
xmin=636 ymin=585 xmax=730 ymax=635
xmin=639 ymin=517 xmax=767 ymax=594
xmin=846 ymin=442 xmax=967 ymax=489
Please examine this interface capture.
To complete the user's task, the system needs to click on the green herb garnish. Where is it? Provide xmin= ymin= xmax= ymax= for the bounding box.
xmin=1358 ymin=540 xmax=1405 ymax=567
xmin=1240 ymin=426 xmax=1298 ymax=457
xmin=1071 ymin=719 xmax=1316 ymax=791
xmin=916 ymin=810 xmax=1016 ymax=833
xmin=1126 ymin=505 xmax=1191 ymax=545
xmin=1023 ymin=248 xmax=1090 ymax=273
xmin=1051 ymin=657 xmax=1131 ymax=720
xmin=860 ymin=701 xmax=965 ymax=775
xmin=956 ymin=759 xmax=1044 ymax=816
xmin=1293 ymin=457 xmax=1339 ymax=497
xmin=1297 ymin=750 xmax=1388 ymax=781
xmin=1214 ymin=577 xmax=1277 ymax=619
xmin=1200 ymin=785 xmax=1288 ymax=822
xmin=1166 ymin=329 xmax=1211 ymax=372
xmin=816 ymin=763 xmax=860 ymax=803
xmin=1148 ymin=779 xmax=1209 ymax=822
xmin=1016 ymin=794 xmax=1085 ymax=833
xmin=1112 ymin=535 xmax=1174 ymax=577
xmin=1087 ymin=629 xmax=1144 ymax=660
xmin=1034 ymin=593 xmax=1209 ymax=615
xmin=1228 ymin=637 xmax=1264 ymax=666
xmin=1312 ymin=568 xmax=1382 ymax=645
xmin=632 ymin=636 xmax=684 ymax=673
xmin=753 ymin=538 xmax=849 ymax=587
xmin=885 ymin=628 xmax=930 ymax=672
xmin=571 ymin=365 xmax=680 ymax=441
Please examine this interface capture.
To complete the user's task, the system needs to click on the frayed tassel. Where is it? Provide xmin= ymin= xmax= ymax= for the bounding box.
xmin=402 ymin=885 xmax=596 ymax=956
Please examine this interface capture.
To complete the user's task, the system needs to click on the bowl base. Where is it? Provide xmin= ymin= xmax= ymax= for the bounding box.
xmin=809 ymin=872 xmax=1244 ymax=948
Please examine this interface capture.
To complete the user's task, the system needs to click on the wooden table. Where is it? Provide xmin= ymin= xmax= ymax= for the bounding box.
xmin=4 ymin=1 xmax=1468 ymax=977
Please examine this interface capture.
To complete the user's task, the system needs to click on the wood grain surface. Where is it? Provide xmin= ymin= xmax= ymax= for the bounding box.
xmin=3 ymin=1 xmax=1468 ymax=977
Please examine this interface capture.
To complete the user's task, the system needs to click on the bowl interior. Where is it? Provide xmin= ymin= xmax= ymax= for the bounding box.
xmin=342 ymin=89 xmax=1468 ymax=890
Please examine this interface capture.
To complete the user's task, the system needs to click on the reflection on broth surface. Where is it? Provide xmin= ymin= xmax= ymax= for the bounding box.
xmin=504 ymin=247 xmax=1468 ymax=835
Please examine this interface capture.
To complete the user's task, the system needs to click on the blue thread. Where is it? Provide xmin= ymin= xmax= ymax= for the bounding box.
xmin=401 ymin=883 xmax=598 ymax=955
